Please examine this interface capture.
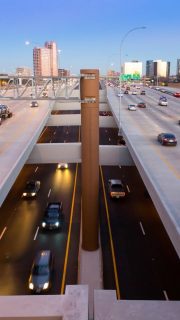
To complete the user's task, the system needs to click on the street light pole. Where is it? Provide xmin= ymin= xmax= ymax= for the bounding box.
xmin=118 ymin=26 xmax=146 ymax=136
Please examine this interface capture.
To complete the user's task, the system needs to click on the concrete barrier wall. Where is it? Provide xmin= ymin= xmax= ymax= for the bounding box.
xmin=27 ymin=143 xmax=134 ymax=166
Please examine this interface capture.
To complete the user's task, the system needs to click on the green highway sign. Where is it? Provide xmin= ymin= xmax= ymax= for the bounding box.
xmin=119 ymin=73 xmax=140 ymax=80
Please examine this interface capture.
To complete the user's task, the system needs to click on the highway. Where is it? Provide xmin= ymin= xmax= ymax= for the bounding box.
xmin=107 ymin=85 xmax=180 ymax=258
xmin=0 ymin=110 xmax=179 ymax=299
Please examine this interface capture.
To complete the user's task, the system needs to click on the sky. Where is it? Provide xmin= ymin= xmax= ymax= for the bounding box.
xmin=0 ymin=0 xmax=180 ymax=75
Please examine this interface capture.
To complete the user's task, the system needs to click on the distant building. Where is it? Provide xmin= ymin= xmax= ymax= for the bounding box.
xmin=107 ymin=70 xmax=120 ymax=77
xmin=122 ymin=61 xmax=142 ymax=78
xmin=146 ymin=59 xmax=170 ymax=78
xmin=58 ymin=69 xmax=70 ymax=77
xmin=146 ymin=60 xmax=154 ymax=77
xmin=16 ymin=67 xmax=32 ymax=76
xmin=176 ymin=59 xmax=180 ymax=79
xmin=33 ymin=41 xmax=58 ymax=77
xmin=44 ymin=41 xmax=58 ymax=76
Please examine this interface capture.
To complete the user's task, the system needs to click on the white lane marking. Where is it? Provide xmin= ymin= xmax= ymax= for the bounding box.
xmin=50 ymin=140 xmax=52 ymax=143
xmin=33 ymin=227 xmax=39 ymax=240
xmin=35 ymin=166 xmax=38 ymax=173
xmin=48 ymin=189 xmax=51 ymax=198
xmin=163 ymin=290 xmax=169 ymax=300
xmin=139 ymin=221 xmax=146 ymax=235
xmin=119 ymin=165 xmax=121 ymax=169
xmin=0 ymin=227 xmax=7 ymax=240
xmin=126 ymin=185 xmax=130 ymax=193
xmin=53 ymin=131 xmax=56 ymax=135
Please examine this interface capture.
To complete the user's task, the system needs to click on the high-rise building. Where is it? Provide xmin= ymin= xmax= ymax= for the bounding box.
xmin=146 ymin=60 xmax=154 ymax=77
xmin=176 ymin=59 xmax=180 ymax=78
xmin=146 ymin=59 xmax=170 ymax=78
xmin=44 ymin=41 xmax=58 ymax=76
xmin=33 ymin=41 xmax=58 ymax=77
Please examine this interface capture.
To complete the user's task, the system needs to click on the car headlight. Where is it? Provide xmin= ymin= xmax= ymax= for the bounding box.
xmin=42 ymin=222 xmax=46 ymax=228
xmin=29 ymin=283 xmax=34 ymax=290
xmin=31 ymin=193 xmax=36 ymax=196
xmin=43 ymin=282 xmax=49 ymax=290
xmin=55 ymin=222 xmax=59 ymax=227
xmin=23 ymin=193 xmax=27 ymax=196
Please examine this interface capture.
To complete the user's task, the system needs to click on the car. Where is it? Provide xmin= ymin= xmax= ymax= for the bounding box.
xmin=128 ymin=104 xmax=137 ymax=111
xmin=41 ymin=202 xmax=63 ymax=230
xmin=124 ymin=90 xmax=129 ymax=94
xmin=157 ymin=133 xmax=177 ymax=146
xmin=108 ymin=179 xmax=126 ymax=199
xmin=22 ymin=180 xmax=41 ymax=198
xmin=137 ymin=102 xmax=146 ymax=108
xmin=0 ymin=104 xmax=13 ymax=118
xmin=57 ymin=163 xmax=68 ymax=169
xmin=132 ymin=90 xmax=138 ymax=95
xmin=159 ymin=96 xmax=168 ymax=106
xmin=30 ymin=101 xmax=38 ymax=107
xmin=173 ymin=92 xmax=180 ymax=97
xmin=28 ymin=250 xmax=54 ymax=293
xmin=117 ymin=93 xmax=123 ymax=97
xmin=140 ymin=90 xmax=146 ymax=95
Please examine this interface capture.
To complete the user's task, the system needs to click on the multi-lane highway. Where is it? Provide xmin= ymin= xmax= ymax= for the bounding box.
xmin=107 ymin=85 xmax=180 ymax=259
xmin=0 ymin=95 xmax=179 ymax=300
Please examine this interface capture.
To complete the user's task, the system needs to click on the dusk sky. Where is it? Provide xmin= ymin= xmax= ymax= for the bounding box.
xmin=0 ymin=0 xmax=180 ymax=75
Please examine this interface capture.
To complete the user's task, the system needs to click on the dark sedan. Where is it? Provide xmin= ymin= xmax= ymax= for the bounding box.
xmin=41 ymin=202 xmax=63 ymax=230
xmin=22 ymin=180 xmax=41 ymax=198
xmin=157 ymin=133 xmax=177 ymax=146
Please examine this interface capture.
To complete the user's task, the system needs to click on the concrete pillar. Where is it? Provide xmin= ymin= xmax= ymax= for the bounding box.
xmin=80 ymin=69 xmax=99 ymax=251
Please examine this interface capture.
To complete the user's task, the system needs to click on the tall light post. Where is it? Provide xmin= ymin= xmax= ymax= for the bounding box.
xmin=118 ymin=26 xmax=146 ymax=135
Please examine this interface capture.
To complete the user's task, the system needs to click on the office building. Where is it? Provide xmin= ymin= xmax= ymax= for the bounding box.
xmin=146 ymin=60 xmax=154 ymax=77
xmin=146 ymin=59 xmax=170 ymax=78
xmin=176 ymin=59 xmax=180 ymax=79
xmin=45 ymin=41 xmax=58 ymax=76
xmin=33 ymin=41 xmax=58 ymax=77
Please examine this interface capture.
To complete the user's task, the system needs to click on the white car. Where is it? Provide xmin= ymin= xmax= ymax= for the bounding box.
xmin=117 ymin=93 xmax=123 ymax=97
xmin=128 ymin=104 xmax=137 ymax=111
xmin=159 ymin=97 xmax=168 ymax=106
xmin=132 ymin=91 xmax=138 ymax=95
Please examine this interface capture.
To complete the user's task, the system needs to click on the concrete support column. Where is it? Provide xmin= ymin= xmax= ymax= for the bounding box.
xmin=80 ymin=69 xmax=99 ymax=251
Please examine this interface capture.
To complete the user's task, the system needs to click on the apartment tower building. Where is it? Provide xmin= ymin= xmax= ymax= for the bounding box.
xmin=33 ymin=41 xmax=58 ymax=77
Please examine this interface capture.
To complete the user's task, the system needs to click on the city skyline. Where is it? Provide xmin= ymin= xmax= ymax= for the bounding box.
xmin=0 ymin=0 xmax=180 ymax=75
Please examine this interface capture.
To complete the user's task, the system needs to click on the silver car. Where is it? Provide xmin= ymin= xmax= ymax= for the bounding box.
xmin=29 ymin=250 xmax=54 ymax=293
